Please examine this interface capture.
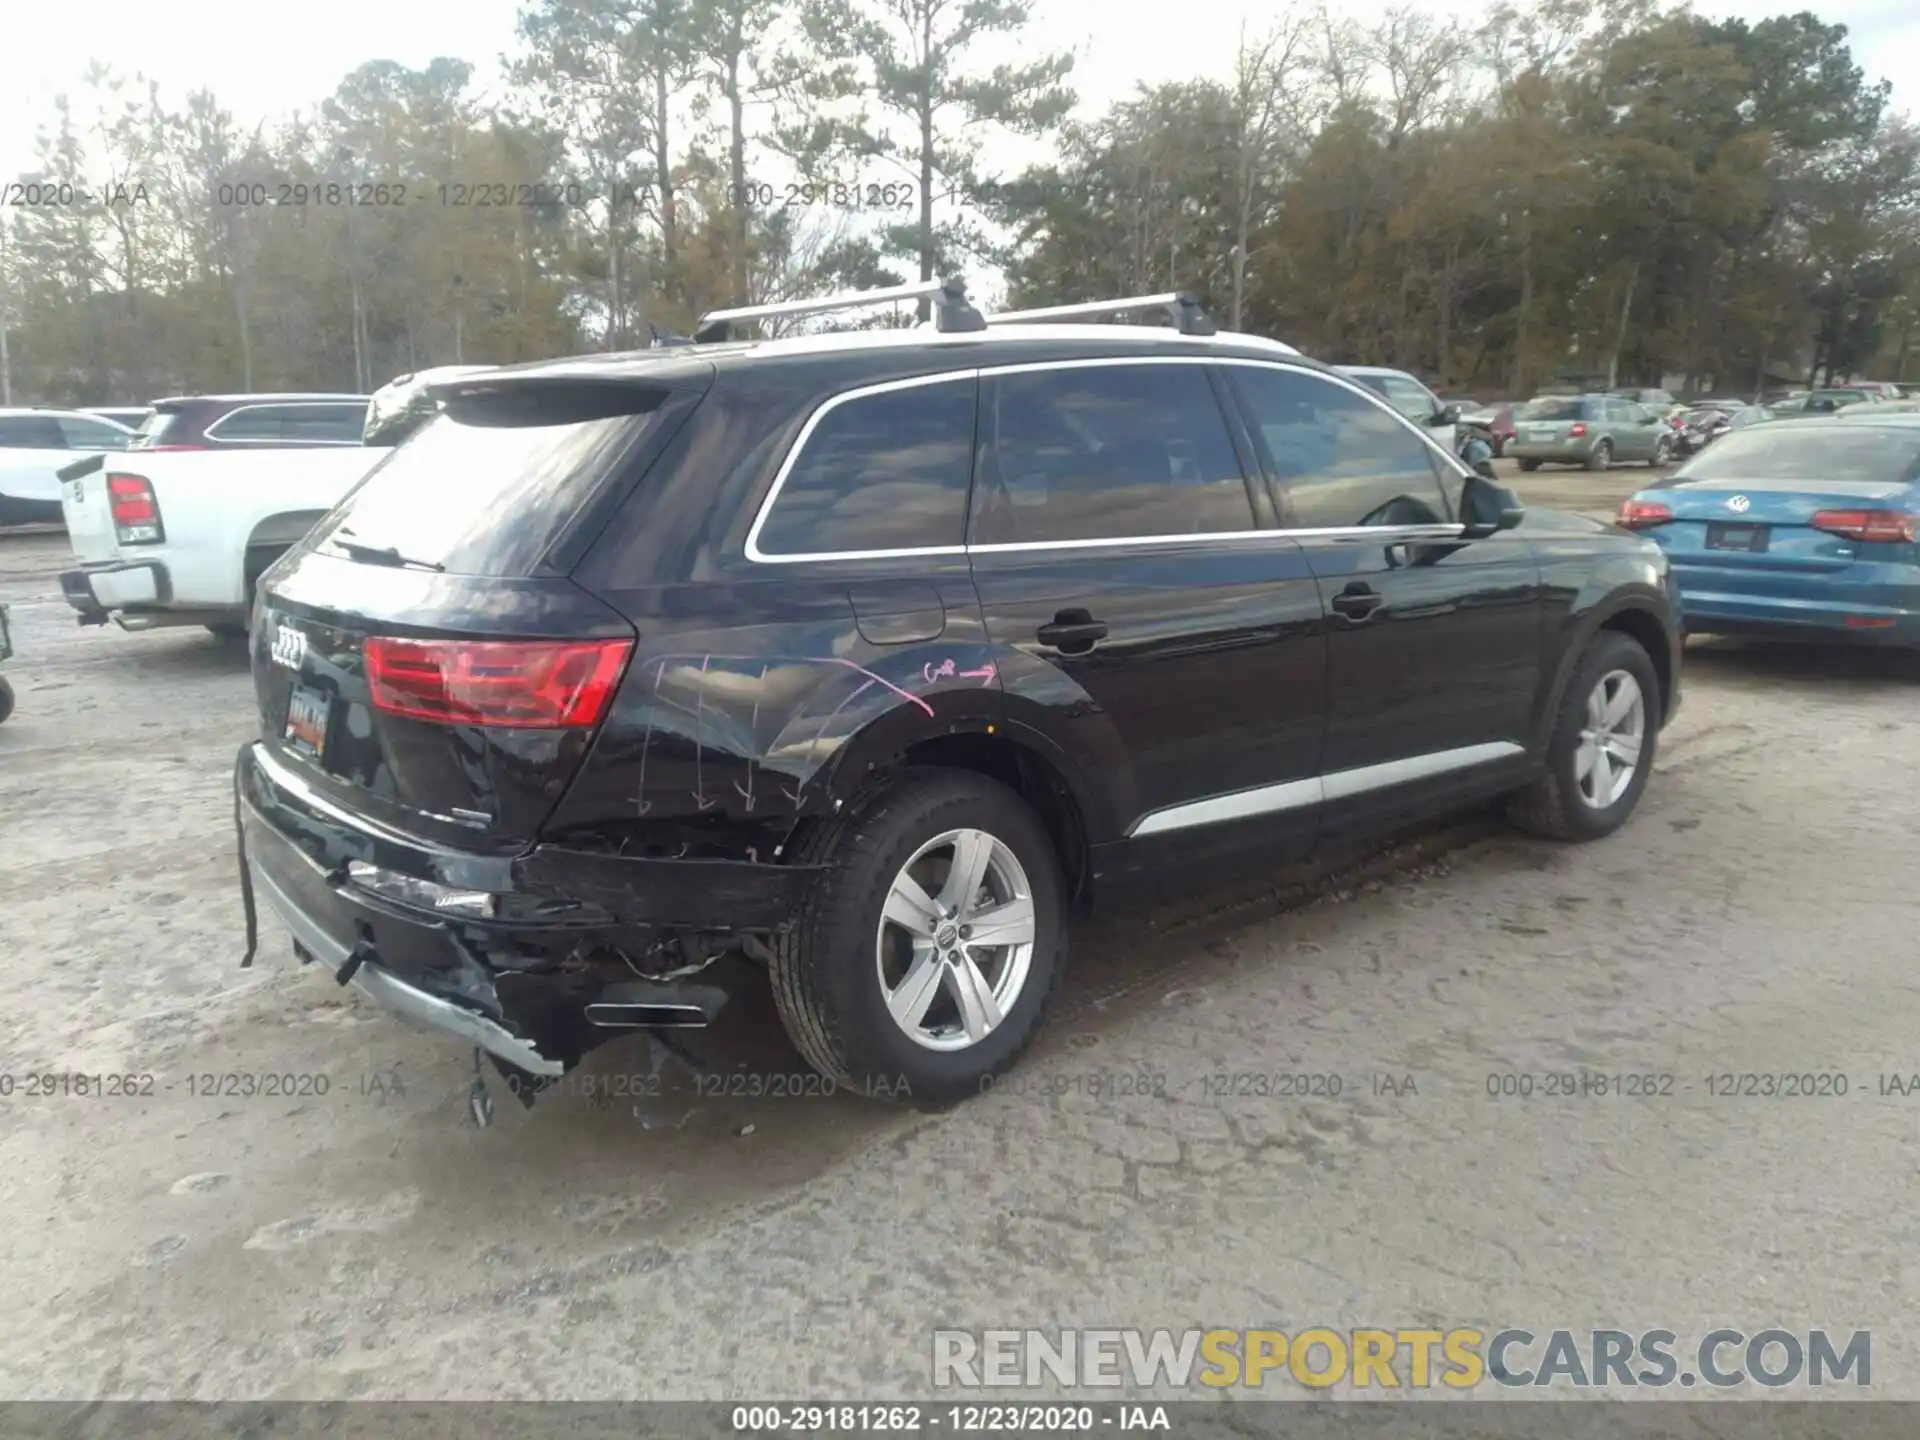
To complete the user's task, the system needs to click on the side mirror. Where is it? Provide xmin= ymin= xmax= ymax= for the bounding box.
xmin=1435 ymin=402 xmax=1462 ymax=426
xmin=1460 ymin=472 xmax=1524 ymax=538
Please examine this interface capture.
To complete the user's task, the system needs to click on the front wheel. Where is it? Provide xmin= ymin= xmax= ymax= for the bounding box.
xmin=1509 ymin=630 xmax=1660 ymax=842
xmin=1651 ymin=437 xmax=1672 ymax=466
xmin=771 ymin=770 xmax=1066 ymax=1106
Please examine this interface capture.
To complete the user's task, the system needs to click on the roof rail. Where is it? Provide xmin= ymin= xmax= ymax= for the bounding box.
xmin=694 ymin=276 xmax=986 ymax=342
xmin=986 ymin=291 xmax=1218 ymax=337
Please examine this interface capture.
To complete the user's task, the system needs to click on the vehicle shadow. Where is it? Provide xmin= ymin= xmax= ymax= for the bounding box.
xmin=1682 ymin=636 xmax=1919 ymax=691
xmin=115 ymin=628 xmax=254 ymax=677
xmin=522 ymin=807 xmax=1503 ymax=1136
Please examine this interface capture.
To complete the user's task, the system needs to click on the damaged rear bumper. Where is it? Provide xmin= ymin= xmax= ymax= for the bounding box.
xmin=233 ymin=741 xmax=825 ymax=1082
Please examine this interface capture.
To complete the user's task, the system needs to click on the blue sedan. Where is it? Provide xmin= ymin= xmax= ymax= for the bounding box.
xmin=1616 ymin=414 xmax=1920 ymax=647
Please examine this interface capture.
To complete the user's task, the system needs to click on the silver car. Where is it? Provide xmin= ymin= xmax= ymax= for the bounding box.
xmin=1509 ymin=394 xmax=1675 ymax=472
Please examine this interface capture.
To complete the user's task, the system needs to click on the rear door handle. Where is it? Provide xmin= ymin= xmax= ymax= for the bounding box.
xmin=1036 ymin=609 xmax=1109 ymax=653
xmin=1331 ymin=583 xmax=1383 ymax=621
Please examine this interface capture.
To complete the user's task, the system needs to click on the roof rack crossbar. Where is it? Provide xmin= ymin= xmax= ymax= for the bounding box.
xmin=986 ymin=291 xmax=1218 ymax=337
xmin=694 ymin=276 xmax=985 ymax=341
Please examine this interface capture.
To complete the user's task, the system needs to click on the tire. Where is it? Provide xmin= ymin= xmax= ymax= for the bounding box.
xmin=206 ymin=622 xmax=248 ymax=640
xmin=1508 ymin=630 xmax=1660 ymax=842
xmin=1586 ymin=440 xmax=1613 ymax=472
xmin=1651 ymin=437 xmax=1671 ymax=467
xmin=771 ymin=768 xmax=1067 ymax=1107
xmin=1518 ymin=458 xmax=1542 ymax=472
xmin=0 ymin=675 xmax=13 ymax=725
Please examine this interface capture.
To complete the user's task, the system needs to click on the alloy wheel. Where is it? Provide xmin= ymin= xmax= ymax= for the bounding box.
xmin=876 ymin=828 xmax=1037 ymax=1052
xmin=1575 ymin=669 xmax=1645 ymax=809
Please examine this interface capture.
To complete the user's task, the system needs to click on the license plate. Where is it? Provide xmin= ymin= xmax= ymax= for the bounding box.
xmin=1528 ymin=428 xmax=1557 ymax=443
xmin=284 ymin=683 xmax=332 ymax=758
xmin=1705 ymin=522 xmax=1769 ymax=553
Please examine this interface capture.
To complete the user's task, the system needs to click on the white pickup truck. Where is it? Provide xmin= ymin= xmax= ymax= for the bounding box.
xmin=56 ymin=368 xmax=490 ymax=635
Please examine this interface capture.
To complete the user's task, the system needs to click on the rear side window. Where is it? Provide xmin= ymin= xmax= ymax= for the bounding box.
xmin=971 ymin=364 xmax=1252 ymax=545
xmin=752 ymin=377 xmax=977 ymax=557
xmin=277 ymin=404 xmax=366 ymax=443
xmin=205 ymin=404 xmax=290 ymax=440
xmin=1232 ymin=366 xmax=1451 ymax=529
xmin=309 ymin=382 xmax=662 ymax=577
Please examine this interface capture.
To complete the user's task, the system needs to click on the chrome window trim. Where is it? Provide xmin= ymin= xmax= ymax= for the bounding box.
xmin=204 ymin=401 xmax=371 ymax=446
xmin=743 ymin=371 xmax=980 ymax=564
xmin=1128 ymin=741 xmax=1525 ymax=838
xmin=1218 ymin=358 xmax=1472 ymax=510
xmin=742 ymin=354 xmax=1476 ymax=566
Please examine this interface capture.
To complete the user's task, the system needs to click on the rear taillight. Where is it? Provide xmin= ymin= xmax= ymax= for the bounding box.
xmin=1568 ymin=422 xmax=1588 ymax=438
xmin=364 ymin=636 xmax=633 ymax=728
xmin=107 ymin=473 xmax=164 ymax=544
xmin=1617 ymin=499 xmax=1673 ymax=529
xmin=1809 ymin=510 xmax=1919 ymax=543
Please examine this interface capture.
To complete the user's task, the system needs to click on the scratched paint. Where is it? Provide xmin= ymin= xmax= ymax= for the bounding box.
xmin=623 ymin=651 xmax=999 ymax=814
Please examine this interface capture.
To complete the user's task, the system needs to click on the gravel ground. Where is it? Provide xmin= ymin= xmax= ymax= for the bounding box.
xmin=3 ymin=509 xmax=1918 ymax=1404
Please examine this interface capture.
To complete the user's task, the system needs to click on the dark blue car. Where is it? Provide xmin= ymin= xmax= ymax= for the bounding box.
xmin=1617 ymin=414 xmax=1920 ymax=647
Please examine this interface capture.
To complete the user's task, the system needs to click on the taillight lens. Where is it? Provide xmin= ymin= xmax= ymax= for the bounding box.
xmin=1809 ymin=510 xmax=1919 ymax=543
xmin=107 ymin=473 xmax=164 ymax=544
xmin=1568 ymin=422 xmax=1588 ymax=438
xmin=364 ymin=636 xmax=633 ymax=728
xmin=1617 ymin=499 xmax=1673 ymax=529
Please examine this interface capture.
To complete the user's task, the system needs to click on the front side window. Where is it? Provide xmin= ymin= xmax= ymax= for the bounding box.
xmin=0 ymin=415 xmax=67 ymax=448
xmin=971 ymin=364 xmax=1252 ymax=545
xmin=1379 ymin=374 xmax=1440 ymax=422
xmin=55 ymin=416 xmax=131 ymax=450
xmin=1232 ymin=366 xmax=1452 ymax=530
xmin=754 ymin=377 xmax=977 ymax=557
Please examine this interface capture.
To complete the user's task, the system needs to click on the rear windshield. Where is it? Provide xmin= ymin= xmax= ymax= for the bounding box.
xmin=1518 ymin=398 xmax=1586 ymax=420
xmin=1674 ymin=427 xmax=1920 ymax=487
xmin=307 ymin=382 xmax=662 ymax=576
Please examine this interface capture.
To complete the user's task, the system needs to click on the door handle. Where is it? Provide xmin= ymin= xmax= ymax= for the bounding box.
xmin=1036 ymin=609 xmax=1109 ymax=653
xmin=1330 ymin=583 xmax=1383 ymax=621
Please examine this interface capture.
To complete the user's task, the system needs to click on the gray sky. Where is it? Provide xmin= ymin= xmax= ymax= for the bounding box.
xmin=3 ymin=0 xmax=1914 ymax=197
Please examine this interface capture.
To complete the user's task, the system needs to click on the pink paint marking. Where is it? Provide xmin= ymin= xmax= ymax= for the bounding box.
xmin=835 ymin=658 xmax=935 ymax=716
xmin=959 ymin=663 xmax=997 ymax=685
xmin=922 ymin=658 xmax=957 ymax=684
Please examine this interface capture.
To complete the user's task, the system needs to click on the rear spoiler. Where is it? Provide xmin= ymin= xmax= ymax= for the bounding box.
xmin=56 ymin=454 xmax=107 ymax=484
